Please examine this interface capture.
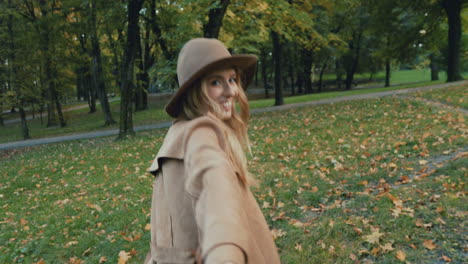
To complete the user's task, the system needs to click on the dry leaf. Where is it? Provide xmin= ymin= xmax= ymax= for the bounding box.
xmin=271 ymin=229 xmax=286 ymax=239
xmin=118 ymin=251 xmax=131 ymax=264
xmin=65 ymin=241 xmax=79 ymax=248
xmin=99 ymin=256 xmax=107 ymax=263
xmin=423 ymin=239 xmax=437 ymax=250
xmin=381 ymin=243 xmax=394 ymax=252
xmin=395 ymin=250 xmax=406 ymax=261
xmin=294 ymin=243 xmax=303 ymax=251
xmin=363 ymin=229 xmax=384 ymax=244
xmin=441 ymin=255 xmax=452 ymax=262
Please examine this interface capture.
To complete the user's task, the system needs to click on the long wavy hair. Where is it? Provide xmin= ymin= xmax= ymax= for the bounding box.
xmin=178 ymin=68 xmax=255 ymax=186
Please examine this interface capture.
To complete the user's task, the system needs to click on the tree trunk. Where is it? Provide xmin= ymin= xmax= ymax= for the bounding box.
xmin=19 ymin=106 xmax=30 ymax=139
xmin=150 ymin=0 xmax=172 ymax=60
xmin=118 ymin=0 xmax=144 ymax=139
xmin=384 ymin=59 xmax=391 ymax=87
xmin=53 ymin=87 xmax=66 ymax=127
xmin=260 ymin=49 xmax=269 ymax=98
xmin=336 ymin=59 xmax=343 ymax=89
xmin=44 ymin=39 xmax=58 ymax=127
xmin=7 ymin=2 xmax=29 ymax=138
xmin=429 ymin=53 xmax=439 ymax=81
xmin=271 ymin=31 xmax=283 ymax=106
xmin=303 ymin=48 xmax=313 ymax=94
xmin=442 ymin=0 xmax=463 ymax=82
xmin=90 ymin=0 xmax=116 ymax=126
xmin=134 ymin=24 xmax=148 ymax=111
xmin=318 ymin=57 xmax=329 ymax=93
xmin=203 ymin=0 xmax=230 ymax=38
xmin=288 ymin=45 xmax=295 ymax=95
xmin=345 ymin=31 xmax=362 ymax=90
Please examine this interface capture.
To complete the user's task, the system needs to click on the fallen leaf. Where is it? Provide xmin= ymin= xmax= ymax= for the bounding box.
xmin=118 ymin=251 xmax=131 ymax=264
xmin=294 ymin=243 xmax=303 ymax=251
xmin=271 ymin=229 xmax=286 ymax=239
xmin=423 ymin=239 xmax=437 ymax=250
xmin=99 ymin=256 xmax=107 ymax=263
xmin=441 ymin=255 xmax=452 ymax=262
xmin=381 ymin=243 xmax=394 ymax=252
xmin=363 ymin=228 xmax=384 ymax=244
xmin=371 ymin=247 xmax=380 ymax=255
xmin=395 ymin=250 xmax=406 ymax=261
xmin=65 ymin=241 xmax=79 ymax=248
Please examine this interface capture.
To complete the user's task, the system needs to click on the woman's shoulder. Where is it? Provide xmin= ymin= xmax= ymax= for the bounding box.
xmin=148 ymin=115 xmax=226 ymax=175
xmin=171 ymin=115 xmax=224 ymax=137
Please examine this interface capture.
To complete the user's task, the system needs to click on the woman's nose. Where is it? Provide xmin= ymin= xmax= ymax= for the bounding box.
xmin=223 ymin=82 xmax=236 ymax=97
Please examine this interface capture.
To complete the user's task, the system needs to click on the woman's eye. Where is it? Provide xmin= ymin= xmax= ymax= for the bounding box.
xmin=229 ymin=77 xmax=237 ymax=83
xmin=211 ymin=80 xmax=221 ymax=86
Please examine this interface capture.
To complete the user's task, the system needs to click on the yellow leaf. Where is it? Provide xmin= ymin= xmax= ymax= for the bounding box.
xmin=144 ymin=223 xmax=151 ymax=231
xmin=294 ymin=243 xmax=303 ymax=251
xmin=395 ymin=250 xmax=406 ymax=261
xmin=270 ymin=229 xmax=286 ymax=240
xmin=381 ymin=243 xmax=394 ymax=252
xmin=118 ymin=251 xmax=131 ymax=264
xmin=423 ymin=239 xmax=437 ymax=250
xmin=441 ymin=255 xmax=452 ymax=262
xmin=371 ymin=247 xmax=380 ymax=255
xmin=363 ymin=228 xmax=384 ymax=244
xmin=65 ymin=241 xmax=78 ymax=248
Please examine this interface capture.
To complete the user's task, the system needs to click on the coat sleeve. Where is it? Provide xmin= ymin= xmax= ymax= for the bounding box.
xmin=184 ymin=123 xmax=249 ymax=264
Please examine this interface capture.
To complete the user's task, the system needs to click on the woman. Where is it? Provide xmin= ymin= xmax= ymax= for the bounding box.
xmin=145 ymin=38 xmax=280 ymax=264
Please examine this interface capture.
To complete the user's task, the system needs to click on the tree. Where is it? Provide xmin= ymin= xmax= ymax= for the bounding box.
xmin=271 ymin=30 xmax=284 ymax=105
xmin=4 ymin=0 xmax=30 ymax=138
xmin=204 ymin=0 xmax=230 ymax=38
xmin=118 ymin=0 xmax=144 ymax=139
xmin=89 ymin=0 xmax=116 ymax=125
xmin=441 ymin=0 xmax=465 ymax=81
xmin=20 ymin=0 xmax=67 ymax=127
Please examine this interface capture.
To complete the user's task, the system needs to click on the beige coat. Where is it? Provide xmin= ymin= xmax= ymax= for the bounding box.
xmin=145 ymin=115 xmax=280 ymax=264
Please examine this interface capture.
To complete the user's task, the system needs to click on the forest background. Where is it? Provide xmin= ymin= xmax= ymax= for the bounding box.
xmin=0 ymin=0 xmax=466 ymax=140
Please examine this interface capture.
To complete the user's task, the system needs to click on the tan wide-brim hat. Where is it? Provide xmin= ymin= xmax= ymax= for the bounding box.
xmin=165 ymin=38 xmax=258 ymax=118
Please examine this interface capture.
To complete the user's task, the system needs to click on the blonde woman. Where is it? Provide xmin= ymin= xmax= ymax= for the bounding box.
xmin=145 ymin=38 xmax=280 ymax=264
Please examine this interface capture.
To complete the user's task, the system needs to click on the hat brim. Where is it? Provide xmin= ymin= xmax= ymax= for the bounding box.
xmin=165 ymin=54 xmax=257 ymax=118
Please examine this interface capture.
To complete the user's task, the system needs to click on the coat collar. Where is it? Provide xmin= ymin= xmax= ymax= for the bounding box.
xmin=148 ymin=114 xmax=227 ymax=176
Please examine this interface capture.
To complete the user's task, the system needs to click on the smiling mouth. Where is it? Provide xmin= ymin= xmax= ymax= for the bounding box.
xmin=222 ymin=101 xmax=232 ymax=112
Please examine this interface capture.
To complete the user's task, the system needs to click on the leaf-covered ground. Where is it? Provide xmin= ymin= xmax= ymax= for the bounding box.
xmin=408 ymin=84 xmax=467 ymax=109
xmin=0 ymin=87 xmax=466 ymax=263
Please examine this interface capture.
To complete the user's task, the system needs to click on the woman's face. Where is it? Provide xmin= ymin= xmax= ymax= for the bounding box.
xmin=203 ymin=68 xmax=239 ymax=120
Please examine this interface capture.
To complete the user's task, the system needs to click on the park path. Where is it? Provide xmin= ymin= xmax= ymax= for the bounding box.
xmin=3 ymin=98 xmax=121 ymax=125
xmin=0 ymin=80 xmax=466 ymax=151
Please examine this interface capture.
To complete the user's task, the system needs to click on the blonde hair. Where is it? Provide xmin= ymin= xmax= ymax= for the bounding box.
xmin=178 ymin=69 xmax=255 ymax=186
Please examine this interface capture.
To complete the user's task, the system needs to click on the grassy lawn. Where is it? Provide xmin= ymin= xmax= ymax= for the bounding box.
xmin=3 ymin=75 xmax=466 ymax=144
xmin=408 ymin=84 xmax=468 ymax=109
xmin=1 ymin=88 xmax=466 ymax=263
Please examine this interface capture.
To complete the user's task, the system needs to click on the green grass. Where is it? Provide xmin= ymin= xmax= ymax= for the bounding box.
xmin=409 ymin=84 xmax=468 ymax=109
xmin=321 ymin=69 xmax=468 ymax=84
xmin=2 ymin=76 xmax=462 ymax=144
xmin=1 ymin=88 xmax=466 ymax=263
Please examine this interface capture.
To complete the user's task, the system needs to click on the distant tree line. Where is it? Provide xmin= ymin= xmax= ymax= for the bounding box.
xmin=0 ymin=0 xmax=466 ymax=139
